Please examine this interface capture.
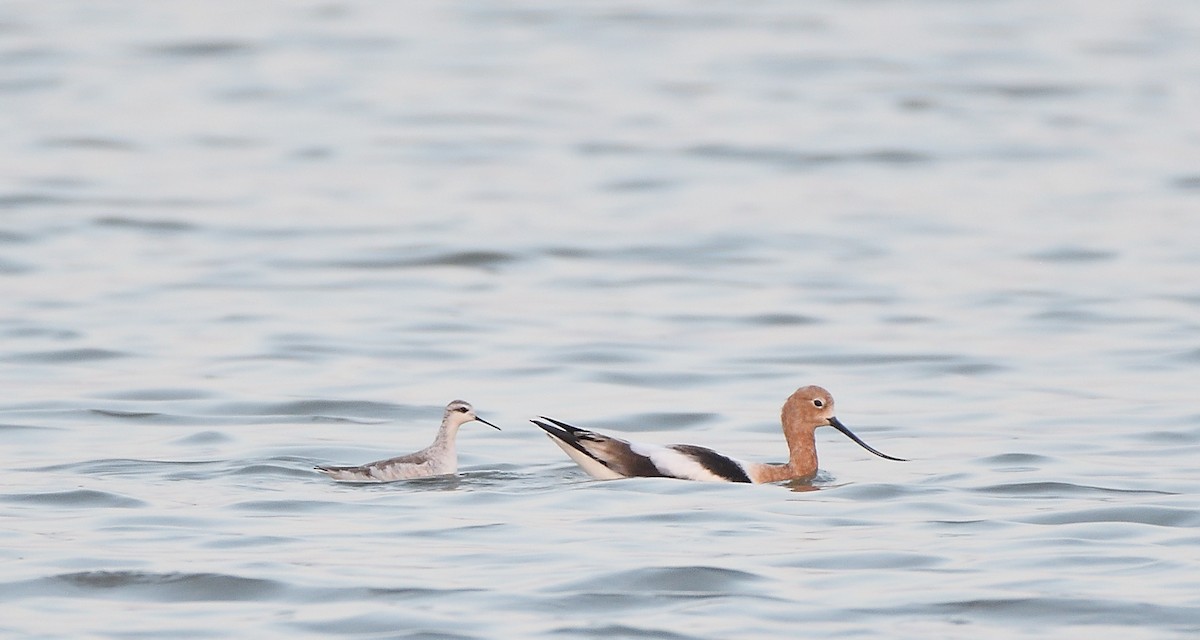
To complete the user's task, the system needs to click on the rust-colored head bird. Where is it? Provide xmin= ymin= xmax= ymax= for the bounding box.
xmin=533 ymin=385 xmax=905 ymax=483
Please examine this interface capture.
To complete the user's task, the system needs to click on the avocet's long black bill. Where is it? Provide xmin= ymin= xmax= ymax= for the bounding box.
xmin=828 ymin=416 xmax=905 ymax=461
xmin=475 ymin=416 xmax=502 ymax=431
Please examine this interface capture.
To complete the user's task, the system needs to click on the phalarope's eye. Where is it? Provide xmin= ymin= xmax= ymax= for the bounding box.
xmin=812 ymin=399 xmax=824 ymax=408
xmin=456 ymin=406 xmax=470 ymax=413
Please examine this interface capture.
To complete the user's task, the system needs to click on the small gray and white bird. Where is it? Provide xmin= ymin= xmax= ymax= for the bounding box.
xmin=316 ymin=399 xmax=500 ymax=482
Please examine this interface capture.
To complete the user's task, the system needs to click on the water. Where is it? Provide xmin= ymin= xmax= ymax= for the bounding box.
xmin=3 ymin=0 xmax=1200 ymax=637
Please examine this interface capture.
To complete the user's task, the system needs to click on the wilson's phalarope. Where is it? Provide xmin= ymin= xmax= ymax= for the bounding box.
xmin=316 ymin=400 xmax=500 ymax=482
xmin=532 ymin=385 xmax=904 ymax=483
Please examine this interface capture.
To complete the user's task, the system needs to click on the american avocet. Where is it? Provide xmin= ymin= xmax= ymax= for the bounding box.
xmin=532 ymin=385 xmax=904 ymax=483
xmin=316 ymin=400 xmax=500 ymax=482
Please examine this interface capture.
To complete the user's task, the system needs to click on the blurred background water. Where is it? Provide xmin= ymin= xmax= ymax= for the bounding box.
xmin=2 ymin=1 xmax=1200 ymax=638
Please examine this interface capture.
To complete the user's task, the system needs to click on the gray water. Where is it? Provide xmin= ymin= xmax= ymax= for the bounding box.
xmin=3 ymin=1 xmax=1200 ymax=638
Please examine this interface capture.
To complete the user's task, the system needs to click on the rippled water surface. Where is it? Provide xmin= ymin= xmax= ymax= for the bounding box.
xmin=3 ymin=1 xmax=1200 ymax=638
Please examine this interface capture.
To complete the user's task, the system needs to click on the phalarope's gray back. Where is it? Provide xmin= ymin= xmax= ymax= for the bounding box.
xmin=533 ymin=385 xmax=904 ymax=483
xmin=317 ymin=400 xmax=500 ymax=482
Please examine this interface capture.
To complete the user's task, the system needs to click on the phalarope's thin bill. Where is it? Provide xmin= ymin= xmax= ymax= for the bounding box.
xmin=316 ymin=400 xmax=500 ymax=482
xmin=532 ymin=385 xmax=904 ymax=483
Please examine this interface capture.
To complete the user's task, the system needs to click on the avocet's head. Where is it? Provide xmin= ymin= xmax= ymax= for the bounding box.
xmin=783 ymin=385 xmax=904 ymax=461
xmin=783 ymin=385 xmax=837 ymax=428
xmin=444 ymin=400 xmax=501 ymax=430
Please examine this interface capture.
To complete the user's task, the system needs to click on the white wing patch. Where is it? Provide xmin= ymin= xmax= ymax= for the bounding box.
xmin=633 ymin=443 xmax=745 ymax=482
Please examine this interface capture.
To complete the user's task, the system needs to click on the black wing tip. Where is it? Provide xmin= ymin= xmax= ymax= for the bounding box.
xmin=531 ymin=416 xmax=588 ymax=437
xmin=534 ymin=415 xmax=580 ymax=430
xmin=530 ymin=417 xmax=570 ymax=442
xmin=532 ymin=418 xmax=620 ymax=473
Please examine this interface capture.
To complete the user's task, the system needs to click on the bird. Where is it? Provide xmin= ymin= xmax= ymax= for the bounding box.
xmin=316 ymin=399 xmax=500 ymax=482
xmin=531 ymin=385 xmax=904 ymax=483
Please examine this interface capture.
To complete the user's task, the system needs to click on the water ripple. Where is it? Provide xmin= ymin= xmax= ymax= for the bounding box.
xmin=141 ymin=40 xmax=256 ymax=58
xmin=93 ymin=216 xmax=196 ymax=233
xmin=549 ymin=624 xmax=704 ymax=640
xmin=263 ymin=249 xmax=520 ymax=274
xmin=7 ymin=348 xmax=128 ymax=364
xmin=41 ymin=137 xmax=138 ymax=151
xmin=1027 ymin=247 xmax=1119 ymax=263
xmin=1 ymin=489 xmax=144 ymax=508
xmin=5 ymin=571 xmax=281 ymax=602
xmin=1023 ymin=506 xmax=1200 ymax=528
xmin=211 ymin=399 xmax=405 ymax=420
xmin=684 ymin=144 xmax=932 ymax=168
xmin=782 ymin=551 xmax=942 ymax=570
xmin=892 ymin=597 xmax=1200 ymax=628
xmin=560 ymin=566 xmax=765 ymax=597
xmin=28 ymin=458 xmax=219 ymax=476
xmin=327 ymin=250 xmax=519 ymax=270
xmin=974 ymin=482 xmax=1178 ymax=498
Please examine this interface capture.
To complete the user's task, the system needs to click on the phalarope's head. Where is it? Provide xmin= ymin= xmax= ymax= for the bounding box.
xmin=784 ymin=386 xmax=904 ymax=461
xmin=445 ymin=399 xmax=501 ymax=430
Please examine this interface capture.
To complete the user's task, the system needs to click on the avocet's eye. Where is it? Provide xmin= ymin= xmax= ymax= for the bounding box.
xmin=812 ymin=399 xmax=824 ymax=408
